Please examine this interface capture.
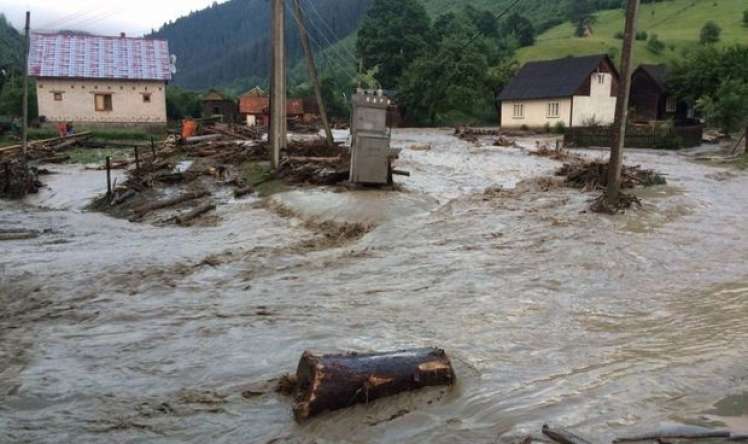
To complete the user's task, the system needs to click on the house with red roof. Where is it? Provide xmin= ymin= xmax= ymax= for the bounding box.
xmin=27 ymin=32 xmax=173 ymax=127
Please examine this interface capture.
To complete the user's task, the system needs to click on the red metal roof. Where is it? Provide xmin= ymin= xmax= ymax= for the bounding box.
xmin=28 ymin=33 xmax=172 ymax=81
xmin=240 ymin=96 xmax=269 ymax=114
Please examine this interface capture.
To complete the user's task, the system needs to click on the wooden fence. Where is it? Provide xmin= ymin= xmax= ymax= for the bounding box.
xmin=564 ymin=124 xmax=703 ymax=149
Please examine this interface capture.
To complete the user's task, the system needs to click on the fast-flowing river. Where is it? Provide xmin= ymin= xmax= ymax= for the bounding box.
xmin=1 ymin=129 xmax=747 ymax=443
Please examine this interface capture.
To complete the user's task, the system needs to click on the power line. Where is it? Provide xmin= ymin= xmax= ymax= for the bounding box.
xmin=299 ymin=0 xmax=359 ymax=62
xmin=287 ymin=0 xmax=357 ymax=71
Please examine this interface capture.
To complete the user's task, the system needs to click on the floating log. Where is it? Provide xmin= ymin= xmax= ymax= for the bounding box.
xmin=542 ymin=425 xmax=592 ymax=444
xmin=0 ymin=131 xmax=92 ymax=156
xmin=234 ymin=185 xmax=255 ymax=198
xmin=131 ymin=190 xmax=210 ymax=218
xmin=176 ymin=201 xmax=216 ymax=225
xmin=614 ymin=425 xmax=732 ymax=443
xmin=0 ymin=231 xmax=39 ymax=241
xmin=184 ymin=134 xmax=223 ymax=144
xmin=391 ymin=169 xmax=411 ymax=177
xmin=292 ymin=348 xmax=456 ymax=421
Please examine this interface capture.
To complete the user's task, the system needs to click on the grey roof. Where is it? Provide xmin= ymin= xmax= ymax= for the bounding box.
xmin=497 ymin=54 xmax=614 ymax=101
xmin=637 ymin=64 xmax=669 ymax=90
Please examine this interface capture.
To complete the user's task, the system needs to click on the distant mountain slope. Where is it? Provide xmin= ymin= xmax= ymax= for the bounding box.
xmin=517 ymin=0 xmax=748 ymax=66
xmin=151 ymin=0 xmax=373 ymax=91
xmin=0 ymin=14 xmax=23 ymax=72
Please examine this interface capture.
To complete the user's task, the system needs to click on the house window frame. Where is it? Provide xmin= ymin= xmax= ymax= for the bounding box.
xmin=547 ymin=102 xmax=560 ymax=118
xmin=142 ymin=92 xmax=152 ymax=103
xmin=53 ymin=92 xmax=63 ymax=102
xmin=596 ymin=73 xmax=606 ymax=85
xmin=95 ymin=93 xmax=113 ymax=112
xmin=513 ymin=103 xmax=524 ymax=119
xmin=665 ymin=96 xmax=677 ymax=113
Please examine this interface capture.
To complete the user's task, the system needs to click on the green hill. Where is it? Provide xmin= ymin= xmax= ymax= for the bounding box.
xmin=517 ymin=0 xmax=748 ymax=66
xmin=0 ymin=14 xmax=23 ymax=72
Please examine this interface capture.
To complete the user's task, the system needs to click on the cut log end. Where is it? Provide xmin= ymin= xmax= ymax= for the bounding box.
xmin=292 ymin=348 xmax=455 ymax=422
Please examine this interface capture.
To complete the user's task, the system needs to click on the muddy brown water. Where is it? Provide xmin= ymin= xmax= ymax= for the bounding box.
xmin=1 ymin=129 xmax=748 ymax=443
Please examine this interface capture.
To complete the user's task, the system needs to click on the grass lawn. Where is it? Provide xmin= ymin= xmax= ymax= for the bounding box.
xmin=65 ymin=148 xmax=131 ymax=165
xmin=239 ymin=160 xmax=287 ymax=197
xmin=517 ymin=0 xmax=748 ymax=66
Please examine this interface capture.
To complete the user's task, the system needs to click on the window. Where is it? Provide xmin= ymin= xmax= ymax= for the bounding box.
xmin=142 ymin=93 xmax=152 ymax=103
xmin=513 ymin=104 xmax=524 ymax=118
xmin=95 ymin=94 xmax=113 ymax=112
xmin=666 ymin=96 xmax=677 ymax=113
xmin=547 ymin=102 xmax=560 ymax=118
xmin=53 ymin=92 xmax=63 ymax=101
xmin=596 ymin=73 xmax=606 ymax=84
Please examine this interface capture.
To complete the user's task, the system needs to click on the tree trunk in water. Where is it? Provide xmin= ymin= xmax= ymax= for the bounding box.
xmin=293 ymin=348 xmax=455 ymax=421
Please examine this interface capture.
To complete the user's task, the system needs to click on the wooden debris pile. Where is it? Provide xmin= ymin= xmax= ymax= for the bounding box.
xmin=556 ymin=160 xmax=667 ymax=191
xmin=203 ymin=123 xmax=263 ymax=141
xmin=530 ymin=143 xmax=584 ymax=162
xmin=0 ymin=132 xmax=92 ymax=163
xmin=276 ymin=139 xmax=351 ymax=186
xmin=494 ymin=136 xmax=518 ymax=147
xmin=0 ymin=159 xmax=44 ymax=199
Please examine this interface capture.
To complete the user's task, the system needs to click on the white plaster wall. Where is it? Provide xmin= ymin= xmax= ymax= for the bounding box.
xmin=571 ymin=72 xmax=617 ymax=126
xmin=36 ymin=79 xmax=167 ymax=124
xmin=501 ymin=98 xmax=572 ymax=129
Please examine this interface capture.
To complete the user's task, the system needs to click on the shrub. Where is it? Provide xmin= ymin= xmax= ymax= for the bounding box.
xmin=635 ymin=31 xmax=648 ymax=41
xmin=700 ymin=21 xmax=722 ymax=45
xmin=743 ymin=10 xmax=748 ymax=27
xmin=520 ymin=124 xmax=530 ymax=131
xmin=544 ymin=122 xmax=551 ymax=133
xmin=614 ymin=31 xmax=624 ymax=39
xmin=646 ymin=34 xmax=666 ymax=54
xmin=553 ymin=121 xmax=567 ymax=134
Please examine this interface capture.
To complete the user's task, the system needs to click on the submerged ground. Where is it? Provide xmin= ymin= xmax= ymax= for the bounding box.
xmin=1 ymin=129 xmax=747 ymax=443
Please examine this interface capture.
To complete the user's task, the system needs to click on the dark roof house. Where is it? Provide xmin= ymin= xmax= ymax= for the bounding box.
xmin=629 ymin=64 xmax=690 ymax=123
xmin=498 ymin=54 xmax=618 ymax=102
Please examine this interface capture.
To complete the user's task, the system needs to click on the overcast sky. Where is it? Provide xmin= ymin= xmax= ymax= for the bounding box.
xmin=1 ymin=0 xmax=223 ymax=36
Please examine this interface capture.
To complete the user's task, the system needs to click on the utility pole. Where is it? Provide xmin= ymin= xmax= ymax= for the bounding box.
xmin=606 ymin=0 xmax=640 ymax=206
xmin=269 ymin=0 xmax=287 ymax=169
xmin=22 ymin=11 xmax=30 ymax=165
xmin=291 ymin=0 xmax=334 ymax=147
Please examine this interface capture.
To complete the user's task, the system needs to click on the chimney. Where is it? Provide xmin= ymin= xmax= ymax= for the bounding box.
xmin=120 ymin=32 xmax=126 ymax=38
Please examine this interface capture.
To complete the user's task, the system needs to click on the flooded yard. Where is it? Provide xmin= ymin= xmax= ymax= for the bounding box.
xmin=1 ymin=128 xmax=748 ymax=443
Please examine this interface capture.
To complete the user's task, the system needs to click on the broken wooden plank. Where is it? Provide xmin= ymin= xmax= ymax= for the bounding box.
xmin=0 ymin=231 xmax=39 ymax=241
xmin=0 ymin=132 xmax=92 ymax=155
xmin=292 ymin=348 xmax=456 ymax=421
xmin=614 ymin=426 xmax=732 ymax=443
xmin=110 ymin=190 xmax=136 ymax=206
xmin=183 ymin=134 xmax=223 ymax=144
xmin=176 ymin=201 xmax=216 ymax=225
xmin=131 ymin=190 xmax=210 ymax=218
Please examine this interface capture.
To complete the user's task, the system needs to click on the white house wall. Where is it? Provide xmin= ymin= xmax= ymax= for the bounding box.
xmin=571 ymin=72 xmax=616 ymax=126
xmin=36 ymin=79 xmax=167 ymax=125
xmin=501 ymin=98 xmax=572 ymax=129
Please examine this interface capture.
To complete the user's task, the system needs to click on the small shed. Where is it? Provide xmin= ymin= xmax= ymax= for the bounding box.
xmin=630 ymin=65 xmax=690 ymax=123
xmin=201 ymin=90 xmax=239 ymax=123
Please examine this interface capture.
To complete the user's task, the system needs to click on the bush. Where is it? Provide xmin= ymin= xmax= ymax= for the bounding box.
xmin=743 ymin=10 xmax=748 ymax=27
xmin=635 ymin=31 xmax=648 ymax=41
xmin=553 ymin=121 xmax=567 ymax=134
xmin=646 ymin=34 xmax=666 ymax=54
xmin=614 ymin=31 xmax=624 ymax=39
xmin=700 ymin=21 xmax=722 ymax=45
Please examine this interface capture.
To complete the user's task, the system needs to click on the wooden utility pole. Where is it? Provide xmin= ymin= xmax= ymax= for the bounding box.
xmin=269 ymin=0 xmax=287 ymax=169
xmin=22 ymin=11 xmax=30 ymax=164
xmin=291 ymin=0 xmax=334 ymax=147
xmin=606 ymin=0 xmax=640 ymax=206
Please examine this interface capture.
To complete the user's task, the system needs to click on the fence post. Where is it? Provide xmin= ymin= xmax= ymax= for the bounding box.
xmin=151 ymin=136 xmax=156 ymax=158
xmin=134 ymin=147 xmax=140 ymax=174
xmin=106 ymin=156 xmax=112 ymax=199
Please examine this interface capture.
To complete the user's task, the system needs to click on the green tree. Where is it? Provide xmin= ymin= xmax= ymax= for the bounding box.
xmin=700 ymin=21 xmax=722 ymax=45
xmin=646 ymin=34 xmax=666 ymax=54
xmin=165 ymin=86 xmax=201 ymax=121
xmin=464 ymin=5 xmax=500 ymax=39
xmin=569 ymin=0 xmax=595 ymax=37
xmin=0 ymin=74 xmax=37 ymax=123
xmin=398 ymin=14 xmax=507 ymax=124
xmin=670 ymin=45 xmax=748 ymax=104
xmin=356 ymin=0 xmax=431 ymax=88
xmin=743 ymin=10 xmax=748 ymax=27
xmin=503 ymin=13 xmax=536 ymax=47
xmin=696 ymin=79 xmax=748 ymax=133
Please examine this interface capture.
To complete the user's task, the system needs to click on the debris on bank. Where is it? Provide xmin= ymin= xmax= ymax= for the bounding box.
xmin=0 ymin=132 xmax=92 ymax=199
xmin=556 ymin=160 xmax=667 ymax=191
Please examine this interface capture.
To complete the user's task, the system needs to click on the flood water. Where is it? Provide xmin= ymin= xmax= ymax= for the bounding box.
xmin=2 ymin=129 xmax=748 ymax=443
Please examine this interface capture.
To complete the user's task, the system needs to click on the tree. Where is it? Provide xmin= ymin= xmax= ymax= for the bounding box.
xmin=696 ymin=79 xmax=748 ymax=133
xmin=356 ymin=0 xmax=432 ymax=88
xmin=0 ymin=73 xmax=37 ymax=123
xmin=503 ymin=14 xmax=536 ymax=47
xmin=397 ymin=13 xmax=509 ymax=125
xmin=743 ymin=10 xmax=748 ymax=27
xmin=569 ymin=0 xmax=596 ymax=37
xmin=165 ymin=86 xmax=201 ymax=121
xmin=700 ymin=21 xmax=722 ymax=45
xmin=670 ymin=45 xmax=748 ymax=104
xmin=464 ymin=5 xmax=500 ymax=39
